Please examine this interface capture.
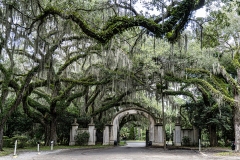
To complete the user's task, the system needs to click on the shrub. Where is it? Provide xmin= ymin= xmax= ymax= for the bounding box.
xmin=11 ymin=136 xmax=28 ymax=148
xmin=74 ymin=131 xmax=90 ymax=146
xmin=182 ymin=136 xmax=191 ymax=146
xmin=3 ymin=136 xmax=12 ymax=148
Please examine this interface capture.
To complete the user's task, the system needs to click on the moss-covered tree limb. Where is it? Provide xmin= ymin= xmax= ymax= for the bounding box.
xmin=57 ymin=44 xmax=101 ymax=76
xmin=186 ymin=67 xmax=239 ymax=97
xmin=1 ymin=65 xmax=40 ymax=126
xmin=51 ymin=83 xmax=75 ymax=105
xmin=60 ymin=77 xmax=110 ymax=86
xmin=27 ymin=97 xmax=50 ymax=114
xmin=164 ymin=74 xmax=236 ymax=106
xmin=85 ymin=87 xmax=101 ymax=111
xmin=66 ymin=87 xmax=88 ymax=104
xmin=91 ymin=89 xmax=134 ymax=116
xmin=233 ymin=49 xmax=240 ymax=69
xmin=22 ymin=97 xmax=48 ymax=126
xmin=15 ymin=50 xmax=41 ymax=63
xmin=162 ymin=90 xmax=196 ymax=102
xmin=0 ymin=65 xmax=12 ymax=114
xmin=32 ymin=89 xmax=51 ymax=104
xmin=29 ymin=0 xmax=204 ymax=43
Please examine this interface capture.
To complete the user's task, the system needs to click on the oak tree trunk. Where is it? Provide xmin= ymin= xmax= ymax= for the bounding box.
xmin=0 ymin=126 xmax=4 ymax=151
xmin=209 ymin=125 xmax=217 ymax=147
xmin=49 ymin=118 xmax=58 ymax=145
xmin=234 ymin=105 xmax=240 ymax=151
xmin=234 ymin=69 xmax=240 ymax=151
xmin=44 ymin=124 xmax=50 ymax=146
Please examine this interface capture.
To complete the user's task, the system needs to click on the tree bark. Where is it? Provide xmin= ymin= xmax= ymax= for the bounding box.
xmin=49 ymin=117 xmax=58 ymax=145
xmin=0 ymin=125 xmax=4 ymax=151
xmin=44 ymin=124 xmax=50 ymax=146
xmin=234 ymin=69 xmax=240 ymax=151
xmin=234 ymin=104 xmax=240 ymax=151
xmin=209 ymin=125 xmax=217 ymax=147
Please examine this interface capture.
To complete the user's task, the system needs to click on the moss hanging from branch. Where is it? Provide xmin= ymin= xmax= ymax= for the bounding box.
xmin=164 ymin=73 xmax=236 ymax=106
xmin=29 ymin=0 xmax=204 ymax=43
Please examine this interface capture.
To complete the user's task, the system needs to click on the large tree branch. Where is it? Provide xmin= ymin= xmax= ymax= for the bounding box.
xmin=30 ymin=0 xmax=204 ymax=43
xmin=165 ymin=74 xmax=236 ymax=106
xmin=91 ymin=90 xmax=134 ymax=116
xmin=162 ymin=90 xmax=196 ymax=102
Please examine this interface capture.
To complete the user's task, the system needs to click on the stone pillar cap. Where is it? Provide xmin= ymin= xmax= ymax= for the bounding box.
xmin=71 ymin=118 xmax=79 ymax=126
xmin=88 ymin=118 xmax=95 ymax=126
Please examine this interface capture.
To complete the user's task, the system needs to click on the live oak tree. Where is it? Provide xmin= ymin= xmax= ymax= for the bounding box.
xmin=2 ymin=0 xmax=240 ymax=151
xmin=196 ymin=2 xmax=240 ymax=150
xmin=0 ymin=1 xmax=47 ymax=150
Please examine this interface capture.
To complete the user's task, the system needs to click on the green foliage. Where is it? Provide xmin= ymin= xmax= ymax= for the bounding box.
xmin=4 ymin=135 xmax=28 ymax=149
xmin=1 ymin=0 xmax=240 ymax=150
xmin=128 ymin=127 xmax=135 ymax=140
xmin=202 ymin=11 xmax=230 ymax=48
xmin=4 ymin=108 xmax=34 ymax=138
xmin=74 ymin=131 xmax=90 ymax=146
xmin=3 ymin=136 xmax=12 ymax=148
xmin=13 ymin=136 xmax=28 ymax=148
xmin=165 ymin=130 xmax=173 ymax=141
xmin=182 ymin=136 xmax=191 ymax=146
xmin=57 ymin=112 xmax=78 ymax=145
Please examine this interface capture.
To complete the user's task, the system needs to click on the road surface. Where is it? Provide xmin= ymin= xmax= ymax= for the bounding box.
xmin=1 ymin=142 xmax=239 ymax=160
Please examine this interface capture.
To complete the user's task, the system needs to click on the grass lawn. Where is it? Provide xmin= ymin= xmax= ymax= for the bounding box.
xmin=0 ymin=144 xmax=111 ymax=157
xmin=217 ymin=151 xmax=240 ymax=156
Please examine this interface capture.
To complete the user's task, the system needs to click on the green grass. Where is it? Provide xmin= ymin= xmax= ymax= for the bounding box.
xmin=0 ymin=148 xmax=13 ymax=157
xmin=0 ymin=144 xmax=111 ymax=157
xmin=119 ymin=141 xmax=126 ymax=146
xmin=216 ymin=151 xmax=240 ymax=156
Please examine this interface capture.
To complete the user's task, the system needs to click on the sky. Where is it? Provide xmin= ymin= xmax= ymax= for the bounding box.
xmin=195 ymin=7 xmax=207 ymax=17
xmin=134 ymin=1 xmax=207 ymax=18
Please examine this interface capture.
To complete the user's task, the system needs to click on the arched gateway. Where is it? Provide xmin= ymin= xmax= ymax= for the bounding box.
xmin=102 ymin=107 xmax=164 ymax=146
xmin=69 ymin=107 xmax=199 ymax=146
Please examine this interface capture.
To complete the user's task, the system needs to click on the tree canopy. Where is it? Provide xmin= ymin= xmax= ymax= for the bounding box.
xmin=1 ymin=0 xmax=240 ymax=152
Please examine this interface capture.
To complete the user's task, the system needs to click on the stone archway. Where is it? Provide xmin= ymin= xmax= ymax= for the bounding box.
xmin=103 ymin=107 xmax=164 ymax=146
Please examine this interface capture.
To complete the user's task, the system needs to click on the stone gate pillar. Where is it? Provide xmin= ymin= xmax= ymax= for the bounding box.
xmin=174 ymin=116 xmax=181 ymax=146
xmin=174 ymin=124 xmax=181 ymax=146
xmin=154 ymin=123 xmax=164 ymax=146
xmin=69 ymin=118 xmax=78 ymax=146
xmin=145 ymin=130 xmax=149 ymax=146
xmin=103 ymin=124 xmax=112 ymax=145
xmin=88 ymin=119 xmax=96 ymax=145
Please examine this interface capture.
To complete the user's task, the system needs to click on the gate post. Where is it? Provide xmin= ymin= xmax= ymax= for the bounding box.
xmin=154 ymin=123 xmax=164 ymax=146
xmin=103 ymin=124 xmax=112 ymax=145
xmin=69 ymin=118 xmax=78 ymax=145
xmin=146 ymin=130 xmax=149 ymax=146
xmin=88 ymin=119 xmax=96 ymax=145
xmin=174 ymin=116 xmax=182 ymax=146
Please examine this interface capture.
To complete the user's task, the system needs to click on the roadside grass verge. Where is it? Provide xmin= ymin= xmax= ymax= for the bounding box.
xmin=0 ymin=144 xmax=111 ymax=157
xmin=119 ymin=141 xmax=126 ymax=146
xmin=216 ymin=151 xmax=240 ymax=156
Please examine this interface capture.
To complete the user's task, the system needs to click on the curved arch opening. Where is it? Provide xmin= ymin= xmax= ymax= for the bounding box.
xmin=119 ymin=114 xmax=149 ymax=147
xmin=106 ymin=107 xmax=164 ymax=147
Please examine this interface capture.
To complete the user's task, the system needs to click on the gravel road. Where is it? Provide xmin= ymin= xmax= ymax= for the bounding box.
xmin=1 ymin=142 xmax=239 ymax=160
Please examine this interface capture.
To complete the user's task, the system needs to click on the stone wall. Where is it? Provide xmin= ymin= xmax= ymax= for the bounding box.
xmin=173 ymin=127 xmax=199 ymax=146
xmin=69 ymin=118 xmax=96 ymax=146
